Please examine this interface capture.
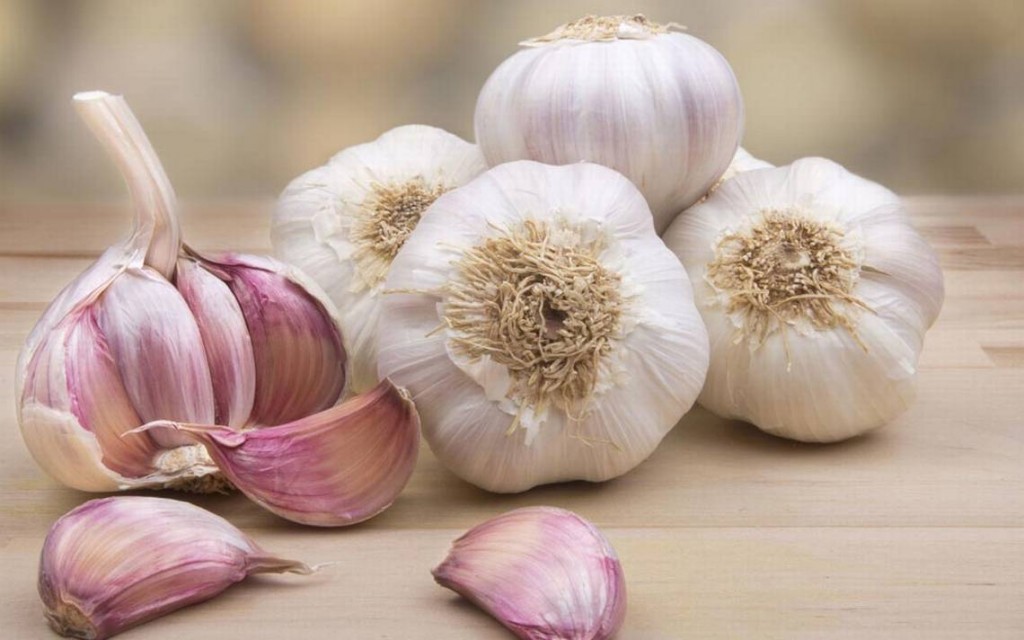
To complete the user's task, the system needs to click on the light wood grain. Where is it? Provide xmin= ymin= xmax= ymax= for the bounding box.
xmin=0 ymin=197 xmax=1021 ymax=639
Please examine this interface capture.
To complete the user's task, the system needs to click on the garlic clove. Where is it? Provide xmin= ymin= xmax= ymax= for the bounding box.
xmin=432 ymin=506 xmax=627 ymax=640
xmin=199 ymin=252 xmax=347 ymax=426
xmin=176 ymin=258 xmax=256 ymax=427
xmin=136 ymin=379 xmax=420 ymax=526
xmin=21 ymin=310 xmax=156 ymax=491
xmin=39 ymin=496 xmax=314 ymax=640
xmin=96 ymin=268 xmax=215 ymax=448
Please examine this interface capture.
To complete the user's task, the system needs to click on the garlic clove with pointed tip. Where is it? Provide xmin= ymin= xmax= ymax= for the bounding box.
xmin=432 ymin=506 xmax=627 ymax=640
xmin=135 ymin=379 xmax=420 ymax=527
xmin=193 ymin=252 xmax=348 ymax=427
xmin=176 ymin=258 xmax=256 ymax=428
xmin=39 ymin=496 xmax=314 ymax=640
xmin=97 ymin=268 xmax=216 ymax=448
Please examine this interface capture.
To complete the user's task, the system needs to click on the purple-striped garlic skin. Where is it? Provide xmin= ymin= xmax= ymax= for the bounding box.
xmin=138 ymin=379 xmax=420 ymax=527
xmin=39 ymin=496 xmax=313 ymax=640
xmin=17 ymin=91 xmax=348 ymax=493
xmin=432 ymin=507 xmax=626 ymax=640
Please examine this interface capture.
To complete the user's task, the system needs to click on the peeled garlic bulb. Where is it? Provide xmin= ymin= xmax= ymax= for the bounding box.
xmin=273 ymin=125 xmax=487 ymax=392
xmin=17 ymin=91 xmax=347 ymax=492
xmin=378 ymin=160 xmax=709 ymax=492
xmin=474 ymin=14 xmax=744 ymax=233
xmin=137 ymin=379 xmax=420 ymax=527
xmin=432 ymin=506 xmax=626 ymax=640
xmin=40 ymin=496 xmax=314 ymax=640
xmin=663 ymin=157 xmax=945 ymax=442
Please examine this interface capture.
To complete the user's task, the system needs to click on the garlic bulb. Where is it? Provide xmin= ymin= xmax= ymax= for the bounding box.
xmin=378 ymin=160 xmax=709 ymax=492
xmin=432 ymin=506 xmax=626 ymax=640
xmin=40 ymin=496 xmax=314 ymax=640
xmin=474 ymin=14 xmax=744 ymax=233
xmin=663 ymin=157 xmax=944 ymax=442
xmin=136 ymin=379 xmax=420 ymax=527
xmin=715 ymin=147 xmax=773 ymax=191
xmin=17 ymin=91 xmax=347 ymax=492
xmin=273 ymin=125 xmax=487 ymax=392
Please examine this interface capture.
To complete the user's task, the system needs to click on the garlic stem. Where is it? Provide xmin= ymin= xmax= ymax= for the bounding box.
xmin=72 ymin=91 xmax=180 ymax=280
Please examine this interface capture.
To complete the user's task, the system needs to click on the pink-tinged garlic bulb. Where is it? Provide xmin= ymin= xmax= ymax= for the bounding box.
xmin=433 ymin=507 xmax=626 ymax=640
xmin=39 ymin=496 xmax=314 ymax=640
xmin=137 ymin=379 xmax=420 ymax=527
xmin=17 ymin=91 xmax=347 ymax=493
xmin=474 ymin=14 xmax=744 ymax=233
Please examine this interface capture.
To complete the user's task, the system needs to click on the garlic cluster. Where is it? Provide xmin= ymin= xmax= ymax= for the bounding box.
xmin=378 ymin=160 xmax=709 ymax=492
xmin=273 ymin=125 xmax=487 ymax=392
xmin=433 ymin=506 xmax=626 ymax=640
xmin=663 ymin=157 xmax=944 ymax=441
xmin=138 ymin=379 xmax=420 ymax=527
xmin=474 ymin=14 xmax=744 ymax=233
xmin=39 ymin=497 xmax=314 ymax=640
xmin=17 ymin=91 xmax=347 ymax=492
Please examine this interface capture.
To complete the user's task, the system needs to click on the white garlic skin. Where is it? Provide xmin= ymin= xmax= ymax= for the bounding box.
xmin=378 ymin=160 xmax=709 ymax=492
xmin=663 ymin=157 xmax=945 ymax=442
xmin=474 ymin=17 xmax=743 ymax=233
xmin=273 ymin=125 xmax=487 ymax=393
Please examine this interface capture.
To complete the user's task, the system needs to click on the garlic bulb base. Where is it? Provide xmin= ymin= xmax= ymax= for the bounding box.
xmin=44 ymin=601 xmax=94 ymax=640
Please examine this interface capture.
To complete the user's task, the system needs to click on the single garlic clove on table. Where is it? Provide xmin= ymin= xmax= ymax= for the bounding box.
xmin=273 ymin=125 xmax=488 ymax=393
xmin=474 ymin=14 xmax=744 ymax=233
xmin=433 ymin=506 xmax=626 ymax=640
xmin=135 ymin=379 xmax=420 ymax=526
xmin=39 ymin=496 xmax=314 ymax=640
xmin=378 ymin=160 xmax=709 ymax=492
xmin=663 ymin=157 xmax=945 ymax=441
xmin=17 ymin=91 xmax=348 ymax=493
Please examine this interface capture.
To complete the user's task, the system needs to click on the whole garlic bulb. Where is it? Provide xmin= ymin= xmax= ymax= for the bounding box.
xmin=663 ymin=157 xmax=944 ymax=442
xmin=273 ymin=125 xmax=487 ymax=392
xmin=474 ymin=14 xmax=744 ymax=233
xmin=17 ymin=92 xmax=347 ymax=492
xmin=378 ymin=160 xmax=709 ymax=492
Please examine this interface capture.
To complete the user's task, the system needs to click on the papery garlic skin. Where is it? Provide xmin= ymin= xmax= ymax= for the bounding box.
xmin=378 ymin=160 xmax=709 ymax=492
xmin=39 ymin=496 xmax=313 ymax=640
xmin=718 ymin=147 xmax=772 ymax=187
xmin=663 ymin=157 xmax=944 ymax=442
xmin=273 ymin=125 xmax=487 ymax=392
xmin=433 ymin=506 xmax=626 ymax=640
xmin=137 ymin=379 xmax=420 ymax=527
xmin=17 ymin=91 xmax=347 ymax=493
xmin=474 ymin=14 xmax=744 ymax=233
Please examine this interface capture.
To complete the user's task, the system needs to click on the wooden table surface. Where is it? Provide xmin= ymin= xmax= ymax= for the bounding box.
xmin=1 ymin=197 xmax=1021 ymax=639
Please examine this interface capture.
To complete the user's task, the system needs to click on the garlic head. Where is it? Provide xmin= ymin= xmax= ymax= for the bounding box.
xmin=474 ymin=14 xmax=744 ymax=233
xmin=378 ymin=160 xmax=709 ymax=492
xmin=273 ymin=125 xmax=487 ymax=392
xmin=17 ymin=92 xmax=347 ymax=493
xmin=663 ymin=157 xmax=944 ymax=442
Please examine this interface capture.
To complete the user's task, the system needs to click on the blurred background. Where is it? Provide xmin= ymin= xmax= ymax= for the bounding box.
xmin=0 ymin=0 xmax=1021 ymax=200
